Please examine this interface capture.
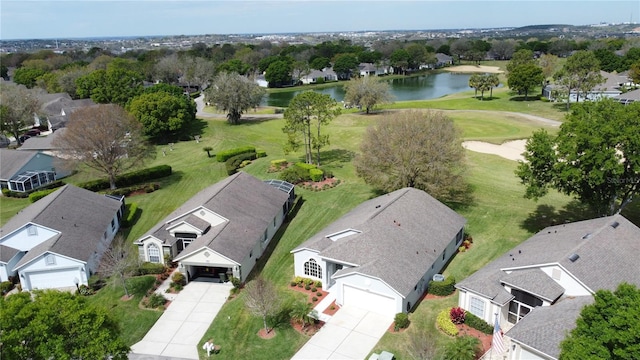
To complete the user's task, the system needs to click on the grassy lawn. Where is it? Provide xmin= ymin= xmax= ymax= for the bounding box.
xmin=86 ymin=275 xmax=162 ymax=346
xmin=0 ymin=82 xmax=607 ymax=359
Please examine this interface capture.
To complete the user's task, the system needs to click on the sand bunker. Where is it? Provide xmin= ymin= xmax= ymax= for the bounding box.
xmin=445 ymin=65 xmax=504 ymax=74
xmin=462 ymin=139 xmax=526 ymax=161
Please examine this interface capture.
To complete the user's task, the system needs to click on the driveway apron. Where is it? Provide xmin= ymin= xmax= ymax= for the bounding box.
xmin=130 ymin=281 xmax=232 ymax=359
xmin=292 ymin=306 xmax=393 ymax=360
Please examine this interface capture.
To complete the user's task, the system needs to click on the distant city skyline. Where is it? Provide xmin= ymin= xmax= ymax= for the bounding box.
xmin=1 ymin=1 xmax=638 ymax=40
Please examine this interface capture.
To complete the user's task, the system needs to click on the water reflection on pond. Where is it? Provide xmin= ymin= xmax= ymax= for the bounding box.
xmin=262 ymin=72 xmax=474 ymax=107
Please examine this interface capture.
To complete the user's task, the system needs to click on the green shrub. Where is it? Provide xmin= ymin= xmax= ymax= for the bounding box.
xmin=216 ymin=146 xmax=256 ymax=162
xmin=104 ymin=183 xmax=160 ymax=197
xmin=239 ymin=160 xmax=252 ymax=168
xmin=314 ymin=280 xmax=322 ymax=288
xmin=464 ymin=312 xmax=493 ymax=334
xmin=78 ymin=165 xmax=172 ymax=191
xmin=394 ymin=313 xmax=410 ymax=329
xmin=2 ymin=188 xmax=29 ymax=198
xmin=310 ymin=287 xmax=317 ymax=292
xmin=137 ymin=262 xmax=166 ymax=275
xmin=230 ymin=276 xmax=242 ymax=289
xmin=309 ymin=168 xmax=324 ymax=182
xmin=290 ymin=281 xmax=297 ymax=287
xmin=225 ymin=152 xmax=257 ymax=175
xmin=77 ymin=284 xmax=94 ymax=296
xmin=312 ymin=296 xmax=318 ymax=302
xmin=271 ymin=159 xmax=287 ymax=167
xmin=315 ymin=77 xmax=325 ymax=84
xmin=316 ymin=291 xmax=323 ymax=297
xmin=304 ymin=284 xmax=311 ymax=291
xmin=29 ymin=188 xmax=57 ymax=203
xmin=428 ymin=275 xmax=456 ymax=296
xmin=321 ymin=169 xmax=333 ymax=178
xmin=437 ymin=308 xmax=459 ymax=336
xmin=38 ymin=180 xmax=66 ymax=191
xmin=303 ymin=278 xmax=314 ymax=286
xmin=0 ymin=281 xmax=14 ymax=295
xmin=121 ymin=203 xmax=138 ymax=228
xmin=145 ymin=293 xmax=167 ymax=308
xmin=256 ymin=150 xmax=267 ymax=158
xmin=171 ymin=272 xmax=187 ymax=286
xmin=279 ymin=165 xmax=311 ymax=184
xmin=295 ymin=162 xmax=317 ymax=171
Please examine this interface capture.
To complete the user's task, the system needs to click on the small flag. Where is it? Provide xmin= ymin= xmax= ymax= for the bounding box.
xmin=493 ymin=314 xmax=506 ymax=354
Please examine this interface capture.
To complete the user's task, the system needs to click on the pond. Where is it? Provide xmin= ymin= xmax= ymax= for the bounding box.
xmin=262 ymin=72 xmax=474 ymax=107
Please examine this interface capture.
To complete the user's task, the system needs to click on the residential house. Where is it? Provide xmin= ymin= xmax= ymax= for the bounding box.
xmin=135 ymin=172 xmax=294 ymax=283
xmin=455 ymin=214 xmax=640 ymax=360
xmin=36 ymin=92 xmax=95 ymax=131
xmin=292 ymin=188 xmax=466 ymax=317
xmin=0 ymin=148 xmax=70 ymax=193
xmin=17 ymin=128 xmax=66 ymax=154
xmin=542 ymin=70 xmax=628 ymax=102
xmin=0 ymin=185 xmax=124 ymax=291
xmin=299 ymin=68 xmax=338 ymax=85
xmin=614 ymin=88 xmax=640 ymax=105
xmin=435 ymin=53 xmax=454 ymax=68
xmin=358 ymin=63 xmax=393 ymax=77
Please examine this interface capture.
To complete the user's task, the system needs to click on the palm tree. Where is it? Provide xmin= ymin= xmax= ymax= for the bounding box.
xmin=203 ymin=146 xmax=213 ymax=158
xmin=289 ymin=299 xmax=317 ymax=328
xmin=487 ymin=74 xmax=500 ymax=99
xmin=468 ymin=74 xmax=482 ymax=98
xmin=439 ymin=336 xmax=481 ymax=360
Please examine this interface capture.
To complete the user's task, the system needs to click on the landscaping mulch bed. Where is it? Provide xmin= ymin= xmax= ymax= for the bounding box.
xmin=387 ymin=322 xmax=409 ymax=333
xmin=289 ymin=284 xmax=329 ymax=304
xmin=321 ymin=300 xmax=340 ymax=316
xmin=291 ymin=319 xmax=325 ymax=336
xmin=257 ymin=328 xmax=277 ymax=339
xmin=456 ymin=324 xmax=492 ymax=355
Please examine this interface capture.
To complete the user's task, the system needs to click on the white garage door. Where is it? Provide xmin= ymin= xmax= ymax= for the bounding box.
xmin=26 ymin=269 xmax=81 ymax=290
xmin=343 ymin=285 xmax=397 ymax=317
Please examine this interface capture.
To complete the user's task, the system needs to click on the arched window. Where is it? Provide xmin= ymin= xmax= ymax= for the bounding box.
xmin=148 ymin=244 xmax=161 ymax=263
xmin=304 ymin=259 xmax=322 ymax=279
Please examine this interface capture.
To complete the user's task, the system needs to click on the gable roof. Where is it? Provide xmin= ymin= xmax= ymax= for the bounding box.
xmin=506 ymin=296 xmax=594 ymax=359
xmin=18 ymin=128 xmax=66 ymax=151
xmin=0 ymin=244 xmax=20 ymax=264
xmin=615 ymin=88 xmax=640 ymax=102
xmin=456 ymin=214 xmax=640 ymax=305
xmin=294 ymin=188 xmax=466 ymax=297
xmin=0 ymin=149 xmax=40 ymax=180
xmin=143 ymin=172 xmax=290 ymax=263
xmin=1 ymin=185 xmax=123 ymax=268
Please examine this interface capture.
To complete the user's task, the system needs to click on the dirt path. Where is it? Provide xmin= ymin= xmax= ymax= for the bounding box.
xmin=195 ymin=94 xmax=283 ymax=120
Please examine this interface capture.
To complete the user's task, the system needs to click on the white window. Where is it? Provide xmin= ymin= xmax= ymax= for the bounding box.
xmin=45 ymin=254 xmax=56 ymax=266
xmin=27 ymin=225 xmax=38 ymax=236
xmin=148 ymin=244 xmax=161 ymax=263
xmin=262 ymin=229 xmax=268 ymax=243
xmin=273 ymin=217 xmax=277 ymax=228
xmin=303 ymin=259 xmax=322 ymax=279
xmin=469 ymin=296 xmax=485 ymax=318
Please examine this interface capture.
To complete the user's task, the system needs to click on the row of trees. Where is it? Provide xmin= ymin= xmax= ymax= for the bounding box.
xmin=468 ymin=73 xmax=500 ymax=100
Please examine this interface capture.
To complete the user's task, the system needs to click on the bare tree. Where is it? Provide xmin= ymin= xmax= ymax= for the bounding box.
xmin=0 ymin=82 xmax=40 ymax=145
xmin=98 ymin=235 xmax=139 ymax=298
xmin=244 ymin=276 xmax=281 ymax=334
xmin=344 ymin=76 xmax=394 ymax=114
xmin=355 ymin=110 xmax=467 ymax=202
xmin=53 ymin=104 xmax=153 ymax=189
xmin=406 ymin=329 xmax=438 ymax=360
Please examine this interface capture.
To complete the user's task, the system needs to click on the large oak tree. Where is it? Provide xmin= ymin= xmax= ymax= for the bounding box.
xmin=516 ymin=99 xmax=640 ymax=215
xmin=559 ymin=283 xmax=640 ymax=360
xmin=53 ymin=104 xmax=153 ymax=189
xmin=204 ymin=72 xmax=265 ymax=124
xmin=354 ymin=110 xmax=467 ymax=202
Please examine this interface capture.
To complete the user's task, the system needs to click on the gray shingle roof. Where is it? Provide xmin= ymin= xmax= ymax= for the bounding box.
xmin=144 ymin=172 xmax=290 ymax=263
xmin=506 ymin=296 xmax=594 ymax=359
xmin=456 ymin=214 xmax=640 ymax=305
xmin=615 ymin=88 xmax=640 ymax=102
xmin=0 ymin=244 xmax=20 ymax=263
xmin=0 ymin=185 xmax=123 ymax=269
xmin=18 ymin=128 xmax=66 ymax=151
xmin=0 ymin=149 xmax=38 ymax=180
xmin=294 ymin=188 xmax=466 ymax=297
xmin=502 ymin=269 xmax=565 ymax=302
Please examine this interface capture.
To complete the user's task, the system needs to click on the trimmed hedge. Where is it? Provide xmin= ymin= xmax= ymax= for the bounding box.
xmin=136 ymin=262 xmax=166 ymax=275
xmin=225 ymin=152 xmax=257 ymax=175
xmin=216 ymin=146 xmax=256 ymax=162
xmin=309 ymin=168 xmax=324 ymax=182
xmin=279 ymin=165 xmax=311 ymax=184
xmin=28 ymin=188 xmax=58 ymax=203
xmin=394 ymin=313 xmax=410 ymax=329
xmin=122 ymin=202 xmax=139 ymax=228
xmin=437 ymin=308 xmax=459 ymax=336
xmin=104 ymin=183 xmax=160 ymax=197
xmin=464 ymin=312 xmax=493 ymax=334
xmin=428 ymin=275 xmax=456 ymax=296
xmin=78 ymin=165 xmax=172 ymax=191
xmin=256 ymin=150 xmax=267 ymax=158
xmin=295 ymin=162 xmax=317 ymax=171
xmin=2 ymin=188 xmax=30 ymax=198
xmin=270 ymin=159 xmax=287 ymax=167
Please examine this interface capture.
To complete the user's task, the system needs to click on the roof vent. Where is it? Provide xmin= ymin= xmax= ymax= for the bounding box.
xmin=581 ymin=233 xmax=592 ymax=239
xmin=375 ymin=205 xmax=381 ymax=208
xmin=568 ymin=253 xmax=580 ymax=262
xmin=610 ymin=221 xmax=620 ymax=229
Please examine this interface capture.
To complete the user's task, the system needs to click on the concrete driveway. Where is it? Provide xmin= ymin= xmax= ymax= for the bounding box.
xmin=130 ymin=280 xmax=232 ymax=359
xmin=292 ymin=306 xmax=393 ymax=360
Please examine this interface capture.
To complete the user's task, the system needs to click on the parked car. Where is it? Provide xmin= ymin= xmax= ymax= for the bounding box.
xmin=24 ymin=129 xmax=41 ymax=137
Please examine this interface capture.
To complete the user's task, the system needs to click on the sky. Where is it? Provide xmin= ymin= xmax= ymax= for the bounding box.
xmin=1 ymin=1 xmax=639 ymax=40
